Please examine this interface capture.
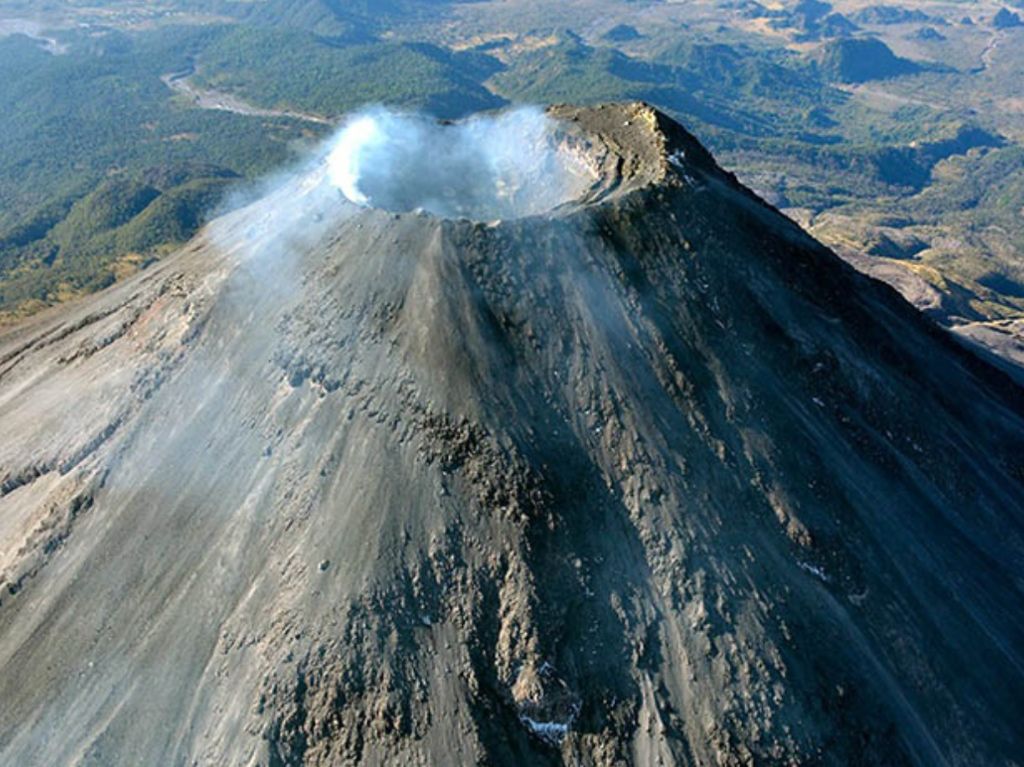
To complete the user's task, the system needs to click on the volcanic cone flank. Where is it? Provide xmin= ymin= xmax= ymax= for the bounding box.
xmin=0 ymin=103 xmax=1022 ymax=767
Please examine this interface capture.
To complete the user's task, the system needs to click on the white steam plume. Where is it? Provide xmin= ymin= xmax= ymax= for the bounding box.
xmin=326 ymin=107 xmax=596 ymax=221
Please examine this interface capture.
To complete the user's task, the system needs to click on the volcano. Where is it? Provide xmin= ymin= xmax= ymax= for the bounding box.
xmin=0 ymin=103 xmax=1022 ymax=766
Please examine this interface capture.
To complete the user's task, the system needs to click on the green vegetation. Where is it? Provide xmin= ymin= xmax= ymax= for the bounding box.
xmin=0 ymin=26 xmax=318 ymax=316
xmin=193 ymin=27 xmax=503 ymax=118
xmin=0 ymin=171 xmax=235 ymax=310
xmin=489 ymin=35 xmax=644 ymax=105
xmin=490 ymin=33 xmax=833 ymax=141
xmin=815 ymin=37 xmax=921 ymax=82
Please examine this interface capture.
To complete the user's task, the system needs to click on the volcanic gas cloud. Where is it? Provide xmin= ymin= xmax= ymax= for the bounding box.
xmin=326 ymin=107 xmax=597 ymax=221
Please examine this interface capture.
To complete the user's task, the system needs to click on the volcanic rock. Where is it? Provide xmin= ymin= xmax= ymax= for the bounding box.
xmin=0 ymin=103 xmax=1022 ymax=766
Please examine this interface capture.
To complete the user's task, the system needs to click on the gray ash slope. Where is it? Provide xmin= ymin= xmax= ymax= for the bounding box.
xmin=1 ymin=103 xmax=1023 ymax=766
